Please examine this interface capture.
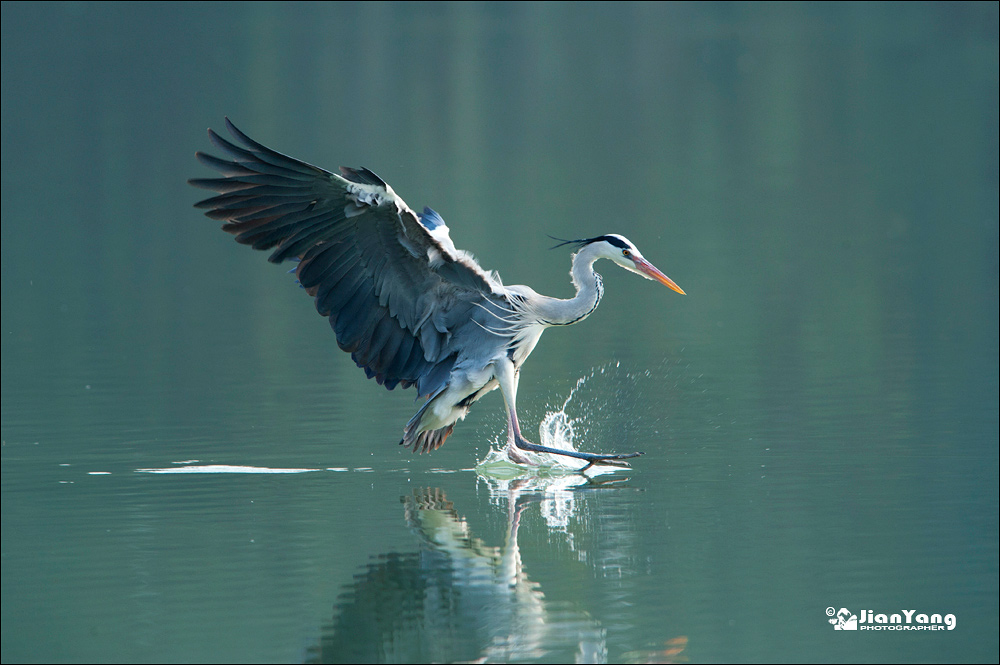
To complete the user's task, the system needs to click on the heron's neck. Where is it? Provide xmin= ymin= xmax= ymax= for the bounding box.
xmin=536 ymin=246 xmax=604 ymax=327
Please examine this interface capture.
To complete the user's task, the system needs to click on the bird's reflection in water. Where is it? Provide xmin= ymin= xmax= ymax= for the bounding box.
xmin=476 ymin=464 xmax=631 ymax=539
xmin=305 ymin=487 xmax=607 ymax=663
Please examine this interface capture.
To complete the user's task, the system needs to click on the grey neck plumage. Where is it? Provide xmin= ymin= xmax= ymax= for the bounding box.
xmin=534 ymin=243 xmax=606 ymax=327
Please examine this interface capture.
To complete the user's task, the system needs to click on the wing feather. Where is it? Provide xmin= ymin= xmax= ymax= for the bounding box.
xmin=298 ymin=242 xmax=353 ymax=291
xmin=190 ymin=119 xmax=505 ymax=396
xmin=363 ymin=315 xmax=397 ymax=364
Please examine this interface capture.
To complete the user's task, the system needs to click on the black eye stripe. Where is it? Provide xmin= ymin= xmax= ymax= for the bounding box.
xmin=595 ymin=235 xmax=630 ymax=250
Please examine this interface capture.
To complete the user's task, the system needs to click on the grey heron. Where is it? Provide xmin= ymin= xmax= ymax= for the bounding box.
xmin=190 ymin=119 xmax=685 ymax=467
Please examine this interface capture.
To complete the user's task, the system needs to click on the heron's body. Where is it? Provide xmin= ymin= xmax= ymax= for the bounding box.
xmin=191 ymin=120 xmax=684 ymax=466
xmin=401 ymin=245 xmax=607 ymax=453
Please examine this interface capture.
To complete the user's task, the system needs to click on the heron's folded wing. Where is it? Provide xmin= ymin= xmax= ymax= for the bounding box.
xmin=190 ymin=119 xmax=502 ymax=396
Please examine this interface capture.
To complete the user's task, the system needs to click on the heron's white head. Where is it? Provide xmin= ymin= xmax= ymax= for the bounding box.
xmin=553 ymin=234 xmax=686 ymax=295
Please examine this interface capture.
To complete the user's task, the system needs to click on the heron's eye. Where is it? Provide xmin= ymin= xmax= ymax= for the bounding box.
xmin=622 ymin=249 xmax=631 ymax=257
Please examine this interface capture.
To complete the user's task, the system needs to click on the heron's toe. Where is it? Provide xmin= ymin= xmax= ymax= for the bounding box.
xmin=505 ymin=446 xmax=538 ymax=466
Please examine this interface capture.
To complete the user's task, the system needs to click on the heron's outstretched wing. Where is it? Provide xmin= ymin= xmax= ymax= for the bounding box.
xmin=190 ymin=119 xmax=503 ymax=397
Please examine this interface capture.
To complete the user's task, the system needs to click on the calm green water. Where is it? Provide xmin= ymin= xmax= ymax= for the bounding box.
xmin=2 ymin=3 xmax=997 ymax=663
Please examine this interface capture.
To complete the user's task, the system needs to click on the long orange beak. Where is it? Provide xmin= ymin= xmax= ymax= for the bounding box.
xmin=633 ymin=257 xmax=686 ymax=295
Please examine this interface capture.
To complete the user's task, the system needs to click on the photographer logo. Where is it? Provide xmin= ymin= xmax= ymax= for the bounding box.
xmin=826 ymin=607 xmax=956 ymax=631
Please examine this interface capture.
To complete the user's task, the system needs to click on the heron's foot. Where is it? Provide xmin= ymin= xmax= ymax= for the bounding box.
xmin=504 ymin=444 xmax=540 ymax=466
xmin=513 ymin=435 xmax=643 ymax=468
xmin=580 ymin=457 xmax=634 ymax=470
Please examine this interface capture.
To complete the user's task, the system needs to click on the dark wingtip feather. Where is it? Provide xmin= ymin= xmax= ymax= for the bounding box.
xmin=187 ymin=177 xmax=216 ymax=190
xmin=194 ymin=150 xmax=257 ymax=176
xmin=224 ymin=117 xmax=268 ymax=152
xmin=206 ymin=127 xmax=244 ymax=157
xmin=338 ymin=166 xmax=388 ymax=188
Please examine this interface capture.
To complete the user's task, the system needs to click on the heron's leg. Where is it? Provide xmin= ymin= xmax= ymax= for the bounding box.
xmin=495 ymin=359 xmax=535 ymax=465
xmin=493 ymin=358 xmax=643 ymax=467
xmin=503 ymin=370 xmax=518 ymax=447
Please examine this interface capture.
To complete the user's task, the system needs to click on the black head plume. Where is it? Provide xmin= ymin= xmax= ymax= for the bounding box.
xmin=547 ymin=234 xmax=630 ymax=250
xmin=548 ymin=235 xmax=587 ymax=250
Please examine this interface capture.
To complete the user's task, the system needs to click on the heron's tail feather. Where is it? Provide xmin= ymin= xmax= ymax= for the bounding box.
xmin=399 ymin=384 xmax=469 ymax=453
xmin=400 ymin=425 xmax=455 ymax=454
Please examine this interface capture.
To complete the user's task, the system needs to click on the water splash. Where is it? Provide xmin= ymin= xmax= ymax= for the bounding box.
xmin=475 ymin=364 xmax=625 ymax=476
xmin=538 ymin=367 xmax=600 ymax=451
